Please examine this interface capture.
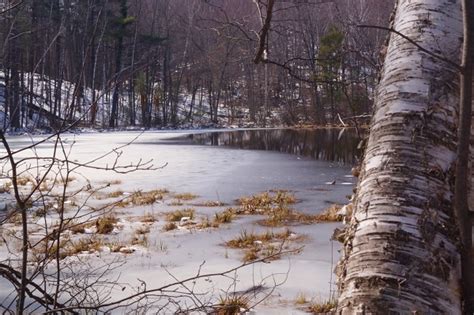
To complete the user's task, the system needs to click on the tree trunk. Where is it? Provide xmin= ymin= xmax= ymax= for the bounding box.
xmin=9 ymin=48 xmax=20 ymax=130
xmin=109 ymin=0 xmax=128 ymax=128
xmin=336 ymin=0 xmax=463 ymax=313
xmin=471 ymin=92 xmax=474 ymax=213
xmin=455 ymin=0 xmax=474 ymax=311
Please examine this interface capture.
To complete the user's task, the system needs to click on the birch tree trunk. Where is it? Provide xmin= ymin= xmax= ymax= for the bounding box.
xmin=336 ymin=0 xmax=464 ymax=313
xmin=470 ymin=88 xmax=474 ymax=214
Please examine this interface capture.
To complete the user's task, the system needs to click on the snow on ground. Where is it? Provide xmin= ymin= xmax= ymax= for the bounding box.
xmin=0 ymin=130 xmax=354 ymax=313
xmin=0 ymin=69 xmax=280 ymax=132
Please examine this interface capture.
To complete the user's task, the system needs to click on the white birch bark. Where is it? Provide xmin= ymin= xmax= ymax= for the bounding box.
xmin=336 ymin=0 xmax=463 ymax=313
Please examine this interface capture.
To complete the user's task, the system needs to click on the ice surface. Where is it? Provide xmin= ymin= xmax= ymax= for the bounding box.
xmin=0 ymin=130 xmax=354 ymax=313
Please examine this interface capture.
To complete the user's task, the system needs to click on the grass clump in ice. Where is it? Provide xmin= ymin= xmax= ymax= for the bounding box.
xmin=314 ymin=204 xmax=343 ymax=222
xmin=15 ymin=176 xmax=33 ymax=186
xmin=213 ymin=209 xmax=235 ymax=224
xmin=197 ymin=218 xmax=220 ymax=229
xmin=33 ymin=203 xmax=55 ymax=218
xmin=95 ymin=216 xmax=118 ymax=234
xmin=225 ymin=229 xmax=303 ymax=262
xmin=106 ymin=190 xmax=124 ymax=198
xmin=192 ymin=200 xmax=226 ymax=207
xmin=295 ymin=292 xmax=309 ymax=305
xmin=214 ymin=295 xmax=250 ymax=315
xmin=236 ymin=191 xmax=296 ymax=215
xmin=261 ymin=207 xmax=317 ymax=227
xmin=139 ymin=212 xmax=157 ymax=223
xmin=101 ymin=179 xmax=122 ymax=186
xmin=69 ymin=221 xmax=87 ymax=234
xmin=129 ymin=189 xmax=167 ymax=206
xmin=261 ymin=203 xmax=345 ymax=226
xmin=131 ymin=234 xmax=148 ymax=247
xmin=32 ymin=239 xmax=71 ymax=261
xmin=168 ymin=200 xmax=184 ymax=206
xmin=165 ymin=208 xmax=195 ymax=222
xmin=1 ymin=181 xmax=12 ymax=193
xmin=108 ymin=243 xmax=127 ymax=253
xmin=34 ymin=237 xmax=104 ymax=260
xmin=107 ymin=189 xmax=169 ymax=206
xmin=226 ymin=230 xmax=288 ymax=248
xmin=56 ymin=176 xmax=76 ymax=186
xmin=173 ymin=192 xmax=198 ymax=201
xmin=7 ymin=212 xmax=24 ymax=225
xmin=135 ymin=225 xmax=151 ymax=235
xmin=69 ymin=237 xmax=103 ymax=255
xmin=162 ymin=222 xmax=178 ymax=231
xmin=308 ymin=299 xmax=337 ymax=314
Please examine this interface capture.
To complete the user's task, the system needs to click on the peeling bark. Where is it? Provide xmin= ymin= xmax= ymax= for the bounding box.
xmin=336 ymin=0 xmax=463 ymax=314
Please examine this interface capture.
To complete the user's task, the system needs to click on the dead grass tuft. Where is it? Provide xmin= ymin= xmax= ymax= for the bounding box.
xmin=57 ymin=176 xmax=76 ymax=186
xmin=69 ymin=237 xmax=103 ymax=255
xmin=260 ymin=208 xmax=317 ymax=227
xmin=308 ymin=299 xmax=337 ymax=314
xmin=225 ymin=229 xmax=302 ymax=262
xmin=137 ymin=212 xmax=157 ymax=223
xmin=135 ymin=225 xmax=151 ymax=235
xmin=131 ymin=234 xmax=148 ymax=247
xmin=242 ymin=248 xmax=259 ymax=263
xmin=214 ymin=295 xmax=250 ymax=315
xmin=165 ymin=208 xmax=195 ymax=222
xmin=226 ymin=230 xmax=291 ymax=248
xmin=197 ymin=218 xmax=220 ymax=229
xmin=314 ymin=204 xmax=343 ymax=222
xmin=162 ymin=222 xmax=178 ymax=231
xmin=108 ymin=243 xmax=126 ymax=253
xmin=103 ymin=179 xmax=122 ymax=186
xmin=295 ymin=292 xmax=308 ymax=305
xmin=168 ymin=200 xmax=184 ymax=206
xmin=129 ymin=189 xmax=166 ymax=205
xmin=106 ymin=190 xmax=124 ymax=198
xmin=174 ymin=193 xmax=198 ymax=201
xmin=214 ymin=209 xmax=235 ymax=224
xmin=7 ymin=212 xmax=23 ymax=225
xmin=193 ymin=200 xmax=226 ymax=207
xmin=39 ymin=181 xmax=52 ymax=192
xmin=33 ymin=204 xmax=55 ymax=218
xmin=236 ymin=191 xmax=297 ymax=215
xmin=16 ymin=176 xmax=33 ymax=186
xmin=34 ymin=237 xmax=104 ymax=260
xmin=95 ymin=216 xmax=118 ymax=234
xmin=106 ymin=189 xmax=169 ymax=206
xmin=70 ymin=223 xmax=86 ymax=234
xmin=0 ymin=182 xmax=12 ymax=193
xmin=32 ymin=239 xmax=70 ymax=261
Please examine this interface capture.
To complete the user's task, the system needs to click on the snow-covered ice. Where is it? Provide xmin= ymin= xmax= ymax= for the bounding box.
xmin=0 ymin=130 xmax=355 ymax=313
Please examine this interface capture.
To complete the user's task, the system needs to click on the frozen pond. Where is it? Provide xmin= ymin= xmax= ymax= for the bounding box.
xmin=0 ymin=129 xmax=358 ymax=314
xmin=4 ymin=129 xmax=358 ymax=209
xmin=184 ymin=128 xmax=360 ymax=165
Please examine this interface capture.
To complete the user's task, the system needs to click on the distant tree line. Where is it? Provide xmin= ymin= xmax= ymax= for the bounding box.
xmin=0 ymin=0 xmax=393 ymax=130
